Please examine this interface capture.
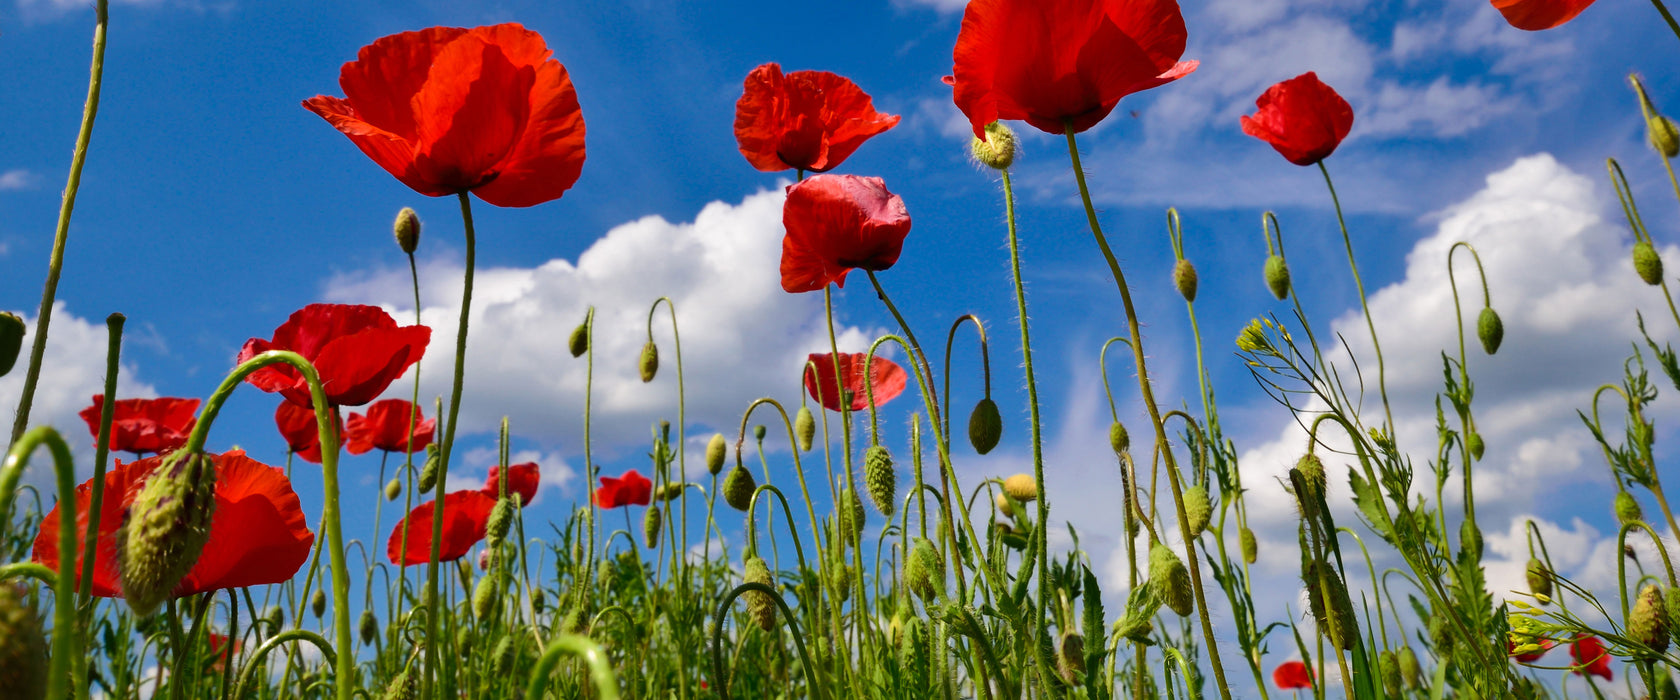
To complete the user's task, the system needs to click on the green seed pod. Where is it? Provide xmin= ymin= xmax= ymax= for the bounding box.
xmin=1305 ymin=560 xmax=1357 ymax=650
xmin=0 ymin=312 xmax=24 ymax=379
xmin=473 ymin=573 xmax=503 ymax=621
xmin=1636 ymin=240 xmax=1665 ymax=286
xmin=455 ymin=624 xmax=474 ymax=651
xmin=1240 ymin=527 xmax=1258 ymax=564
xmin=1057 ymin=631 xmax=1085 ymax=684
xmin=1460 ymin=519 xmax=1483 ymax=561
xmin=530 ymin=587 xmax=546 ymax=614
xmin=393 ymin=207 xmax=421 ymax=255
xmin=1182 ymin=485 xmax=1211 ymax=540
xmin=638 ymin=341 xmax=659 ymax=383
xmin=705 ymin=433 xmax=728 ymax=475
xmin=968 ymin=398 xmax=1003 ymax=455
xmin=1656 ymin=117 xmax=1680 ymax=160
xmin=907 ymin=537 xmax=945 ymax=603
xmin=838 ymin=487 xmax=866 ymax=545
xmin=1428 ymin=609 xmax=1454 ymax=658
xmin=492 ymin=634 xmax=516 ymax=675
xmin=1150 ymin=543 xmax=1194 ymax=617
xmin=418 ymin=445 xmax=440 ymax=494
xmin=753 ymin=424 xmax=767 ymax=442
xmin=1617 ymin=490 xmax=1645 ymax=526
xmin=1264 ymin=254 xmax=1291 ymax=300
xmin=1173 ymin=258 xmax=1198 ymax=302
xmin=383 ymin=666 xmax=418 ymax=700
xmin=1379 ymin=650 xmax=1401 ymax=698
xmin=1295 ymin=453 xmax=1326 ymax=501
xmin=1002 ymin=473 xmax=1037 ymax=503
xmin=971 ymin=121 xmax=1017 ymax=171
xmin=1526 ymin=558 xmax=1553 ymax=600
xmin=722 ymin=466 xmax=756 ymax=512
xmin=794 ymin=406 xmax=816 ymax=452
xmin=0 ymin=585 xmax=46 ymax=700
xmin=485 ymin=497 xmax=516 ymax=547
xmin=567 ymin=319 xmax=589 ymax=358
xmin=1398 ymin=646 xmax=1421 ymax=690
xmin=642 ymin=506 xmax=662 ymax=549
xmin=657 ymin=482 xmax=686 ymax=502
xmin=119 ymin=450 xmax=218 ymax=617
xmin=384 ymin=477 xmax=402 ymax=502
xmin=1477 ymin=307 xmax=1503 ymax=355
xmin=311 ymin=589 xmax=327 ymax=620
xmin=1631 ymin=584 xmax=1670 ymax=654
xmin=864 ymin=445 xmax=897 ymax=516
xmin=359 ymin=609 xmax=379 ymax=646
xmin=263 ymin=605 xmax=284 ymax=633
xmin=1467 ymin=431 xmax=1485 ymax=461
xmin=743 ymin=556 xmax=778 ymax=632
xmin=1109 ymin=421 xmax=1130 ymax=454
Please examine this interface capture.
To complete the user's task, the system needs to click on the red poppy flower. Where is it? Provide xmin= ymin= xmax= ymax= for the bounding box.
xmin=274 ymin=401 xmax=344 ymax=465
xmin=304 ymin=23 xmax=586 ymax=208
xmin=1240 ymin=72 xmax=1354 ymax=167
xmin=346 ymin=399 xmax=435 ymax=455
xmin=207 ymin=633 xmax=241 ymax=671
xmin=32 ymin=449 xmax=314 ymax=598
xmin=1491 ymin=0 xmax=1596 ymax=30
xmin=780 ymin=174 xmax=912 ymax=293
xmin=803 ymin=352 xmax=908 ymax=413
xmin=594 ymin=470 xmax=652 ymax=509
xmin=733 ymin=63 xmax=900 ymax=174
xmin=1508 ymin=637 xmax=1556 ymax=663
xmin=1570 ymin=635 xmax=1613 ymax=681
xmin=387 ymin=490 xmax=498 ymax=566
xmin=1272 ymin=660 xmax=1313 ymax=689
xmin=238 ymin=304 xmax=430 ymax=408
xmin=483 ymin=462 xmax=540 ymax=506
xmin=949 ymin=0 xmax=1198 ymax=138
xmin=78 ymin=395 xmax=200 ymax=455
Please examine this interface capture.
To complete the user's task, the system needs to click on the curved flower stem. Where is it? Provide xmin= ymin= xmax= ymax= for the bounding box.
xmin=9 ymin=0 xmax=108 ymax=449
xmin=0 ymin=427 xmax=78 ymax=700
xmin=1446 ymin=242 xmax=1492 ymax=527
xmin=745 ymin=484 xmax=810 ymax=572
xmin=648 ymin=297 xmax=689 ymax=591
xmin=1317 ymin=161 xmax=1394 ymax=432
xmin=395 ymin=250 xmax=425 ymax=613
xmin=1064 ymin=127 xmax=1232 ymax=700
xmin=941 ymin=314 xmax=990 ymax=443
xmin=738 ymin=397 xmax=825 ymax=556
xmin=525 ymin=634 xmax=622 ymax=699
xmin=711 ymin=581 xmax=824 ymax=700
xmin=0 ymin=562 xmax=57 ymax=586
xmin=819 ymin=284 xmax=868 ymax=694
xmin=231 ymin=629 xmax=338 ymax=700
xmin=1618 ymin=522 xmax=1679 ymax=621
xmin=1607 ymin=159 xmax=1680 ymax=332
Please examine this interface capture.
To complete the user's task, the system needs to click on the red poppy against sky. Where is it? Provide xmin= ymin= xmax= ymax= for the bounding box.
xmin=780 ymin=174 xmax=911 ymax=293
xmin=238 ymin=304 xmax=430 ymax=408
xmin=274 ymin=400 xmax=344 ymax=465
xmin=387 ymin=490 xmax=498 ymax=566
xmin=594 ymin=469 xmax=652 ymax=509
xmin=949 ymin=0 xmax=1198 ymax=137
xmin=733 ymin=63 xmax=900 ymax=173
xmin=1271 ymin=660 xmax=1313 ymax=689
xmin=1508 ymin=637 xmax=1555 ymax=664
xmin=78 ymin=395 xmax=199 ymax=455
xmin=803 ymin=352 xmax=908 ymax=413
xmin=1570 ymin=636 xmax=1613 ymax=681
xmin=304 ymin=23 xmax=586 ymax=208
xmin=33 ymin=449 xmax=314 ymax=599
xmin=1240 ymin=72 xmax=1354 ymax=167
xmin=1491 ymin=0 xmax=1597 ymax=31
xmin=346 ymin=398 xmax=435 ymax=455
xmin=484 ymin=463 xmax=540 ymax=506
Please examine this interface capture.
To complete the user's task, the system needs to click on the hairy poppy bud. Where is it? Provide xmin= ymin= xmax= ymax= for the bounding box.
xmin=1296 ymin=453 xmax=1326 ymax=501
xmin=1636 ymin=240 xmax=1665 ymax=286
xmin=1241 ymin=526 xmax=1258 ymax=564
xmin=120 ymin=451 xmax=217 ymax=617
xmin=968 ymin=398 xmax=1003 ymax=455
xmin=486 ymin=497 xmax=515 ymax=547
xmin=907 ymin=537 xmax=945 ymax=603
xmin=1172 ymin=258 xmax=1198 ymax=302
xmin=311 ymin=589 xmax=327 ymax=620
xmin=530 ymin=587 xmax=546 ymax=614
xmin=832 ymin=564 xmax=855 ymax=604
xmin=1057 ymin=631 xmax=1085 ymax=684
xmin=1467 ymin=432 xmax=1485 ymax=461
xmin=723 ymin=465 xmax=756 ymax=512
xmin=492 ymin=634 xmax=515 ymax=675
xmin=393 ymin=207 xmax=421 ymax=254
xmin=0 ymin=312 xmax=24 ymax=379
xmin=705 ymin=433 xmax=728 ymax=475
xmin=864 ymin=445 xmax=896 ymax=516
xmin=0 ymin=585 xmax=46 ymax=700
xmin=1632 ymin=584 xmax=1670 ymax=654
xmin=638 ymin=341 xmax=659 ymax=383
xmin=1655 ymin=117 xmax=1680 ymax=159
xmin=743 ymin=556 xmax=778 ymax=632
xmin=456 ymin=623 xmax=474 ymax=651
xmin=1003 ymin=473 xmax=1037 ymax=502
xmin=1183 ymin=484 xmax=1211 ymax=539
xmin=839 ymin=487 xmax=866 ymax=544
xmin=657 ymin=482 xmax=686 ymax=502
xmin=1617 ymin=490 xmax=1645 ymax=525
xmin=418 ymin=445 xmax=440 ymax=494
xmin=1398 ymin=646 xmax=1421 ymax=689
xmin=264 ymin=605 xmax=285 ymax=632
xmin=794 ymin=406 xmax=816 ymax=452
xmin=1109 ymin=420 xmax=1129 ymax=453
xmin=1379 ymin=650 xmax=1401 ymax=698
xmin=1305 ymin=560 xmax=1356 ymax=650
xmin=1477 ymin=307 xmax=1503 ymax=355
xmin=971 ymin=121 xmax=1017 ymax=170
xmin=642 ymin=506 xmax=662 ymax=549
xmin=383 ymin=666 xmax=417 ymax=700
xmin=384 ymin=478 xmax=402 ymax=501
xmin=1264 ymin=254 xmax=1291 ymax=300
xmin=994 ymin=491 xmax=1014 ymax=519
xmin=1150 ymin=543 xmax=1194 ymax=617
xmin=359 ymin=609 xmax=379 ymax=646
xmin=1526 ymin=558 xmax=1553 ymax=600
xmin=473 ymin=572 xmax=503 ymax=620
xmin=567 ymin=318 xmax=589 ymax=358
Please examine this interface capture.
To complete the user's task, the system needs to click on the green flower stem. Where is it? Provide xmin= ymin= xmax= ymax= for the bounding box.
xmin=1607 ymin=160 xmax=1680 ymax=333
xmin=526 ymin=634 xmax=622 ymax=699
xmin=711 ymin=582 xmax=823 ymax=700
xmin=1064 ymin=127 xmax=1232 ymax=700
xmin=9 ymin=0 xmax=108 ymax=449
xmin=1317 ymin=161 xmax=1394 ymax=433
xmin=1336 ymin=527 xmax=1387 ymax=649
xmin=738 ymin=398 xmax=825 ymax=555
xmin=818 ymin=284 xmax=865 ymax=696
xmin=396 ymin=249 xmax=425 ymax=614
xmin=0 ymin=426 xmax=78 ymax=700
xmin=1650 ymin=0 xmax=1680 ymax=43
xmin=81 ymin=313 xmax=124 ymax=604
xmin=940 ymin=315 xmax=990 ymax=441
xmin=1446 ymin=242 xmax=1493 ymax=530
xmin=232 ymin=629 xmax=338 ymax=700
xmin=1617 ymin=522 xmax=1679 ymax=622
xmin=0 ymin=562 xmax=57 ymax=586
xmin=647 ymin=298 xmax=689 ymax=577
xmin=745 ymin=484 xmax=810 ymax=571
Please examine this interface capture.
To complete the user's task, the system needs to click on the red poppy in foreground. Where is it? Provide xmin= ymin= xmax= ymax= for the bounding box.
xmin=1491 ymin=0 xmax=1596 ymax=30
xmin=803 ymin=352 xmax=908 ymax=412
xmin=32 ymin=449 xmax=314 ymax=598
xmin=304 ymin=23 xmax=587 ymax=208
xmin=483 ymin=463 xmax=540 ymax=506
xmin=595 ymin=470 xmax=652 ymax=509
xmin=274 ymin=401 xmax=344 ymax=465
xmin=1272 ymin=660 xmax=1313 ymax=689
xmin=78 ymin=395 xmax=200 ymax=455
xmin=239 ymin=304 xmax=430 ymax=408
xmin=387 ymin=490 xmax=498 ymax=566
xmin=949 ymin=0 xmax=1198 ymax=138
xmin=1240 ymin=72 xmax=1354 ymax=167
xmin=346 ymin=398 xmax=435 ymax=455
xmin=781 ymin=174 xmax=911 ymax=293
xmin=1508 ymin=637 xmax=1555 ymax=663
xmin=734 ymin=63 xmax=900 ymax=173
xmin=1570 ymin=635 xmax=1613 ymax=680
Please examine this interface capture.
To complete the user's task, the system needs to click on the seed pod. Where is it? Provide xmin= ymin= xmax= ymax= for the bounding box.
xmin=0 ymin=585 xmax=46 ymax=700
xmin=383 ymin=666 xmax=418 ymax=700
xmin=1109 ymin=421 xmax=1130 ymax=454
xmin=794 ymin=406 xmax=816 ymax=452
xmin=722 ymin=466 xmax=756 ymax=512
xmin=1295 ymin=453 xmax=1326 ymax=501
xmin=1173 ymin=259 xmax=1198 ymax=302
xmin=907 ymin=537 xmax=945 ymax=603
xmin=1149 ymin=543 xmax=1194 ymax=617
xmin=1526 ymin=558 xmax=1553 ymax=600
xmin=1477 ymin=307 xmax=1503 ymax=355
xmin=311 ymin=589 xmax=327 ymax=620
xmin=1467 ymin=432 xmax=1485 ymax=461
xmin=492 ymin=634 xmax=516 ymax=675
xmin=642 ymin=506 xmax=662 ymax=549
xmin=838 ymin=487 xmax=866 ymax=545
xmin=1304 ymin=560 xmax=1356 ymax=650
xmin=531 ymin=587 xmax=546 ymax=614
xmin=971 ymin=121 xmax=1017 ymax=171
xmin=393 ymin=207 xmax=421 ymax=254
xmin=743 ymin=556 xmax=778 ymax=632
xmin=359 ymin=609 xmax=379 ymax=646
xmin=1398 ymin=646 xmax=1421 ymax=690
xmin=1002 ymin=473 xmax=1037 ymax=503
xmin=1636 ymin=240 xmax=1665 ymax=286
xmin=264 ymin=605 xmax=285 ymax=632
xmin=1264 ymin=254 xmax=1291 ymax=300
xmin=485 ymin=497 xmax=515 ymax=547
xmin=1182 ymin=484 xmax=1211 ymax=539
xmin=0 ymin=312 xmax=24 ymax=379
xmin=968 ymin=398 xmax=1003 ymax=455
xmin=1616 ymin=490 xmax=1645 ymax=526
xmin=119 ymin=451 xmax=218 ymax=617
xmin=1240 ymin=527 xmax=1258 ymax=564
xmin=1379 ymin=650 xmax=1401 ymax=698
xmin=567 ymin=319 xmax=589 ymax=358
xmin=638 ymin=341 xmax=659 ymax=383
xmin=705 ymin=433 xmax=728 ymax=475
xmin=418 ymin=445 xmax=440 ymax=494
xmin=384 ymin=478 xmax=402 ymax=502
xmin=473 ymin=573 xmax=502 ymax=621
xmin=753 ymin=424 xmax=767 ymax=442
xmin=1057 ymin=631 xmax=1085 ymax=684
xmin=657 ymin=482 xmax=686 ymax=502
xmin=1631 ymin=584 xmax=1670 ymax=654
xmin=864 ymin=445 xmax=897 ymax=516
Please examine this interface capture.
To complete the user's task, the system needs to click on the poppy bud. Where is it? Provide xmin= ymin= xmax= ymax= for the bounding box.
xmin=492 ymin=634 xmax=516 ymax=675
xmin=1617 ymin=490 xmax=1645 ymax=525
xmin=657 ymin=482 xmax=686 ymax=502
xmin=264 ymin=605 xmax=285 ymax=632
xmin=311 ymin=589 xmax=327 ymax=620
xmin=743 ymin=556 xmax=778 ymax=632
xmin=1240 ymin=526 xmax=1258 ymax=564
xmin=473 ymin=572 xmax=503 ymax=621
xmin=1642 ymin=75 xmax=1680 ymax=157
xmin=1398 ymin=646 xmax=1421 ymax=689
xmin=1172 ymin=259 xmax=1198 ymax=302
xmin=1305 ymin=560 xmax=1356 ymax=650
xmin=531 ymin=587 xmax=546 ymax=614
xmin=705 ymin=433 xmax=728 ymax=475
xmin=838 ymin=487 xmax=866 ymax=545
xmin=1632 ymin=584 xmax=1670 ymax=654
xmin=119 ymin=450 xmax=217 ymax=617
xmin=723 ymin=465 xmax=756 ymax=512
xmin=831 ymin=564 xmax=855 ymax=603
xmin=456 ymin=624 xmax=474 ymax=651
xmin=968 ymin=398 xmax=1003 ymax=455
xmin=384 ymin=478 xmax=402 ymax=501
xmin=1526 ymin=558 xmax=1553 ymax=600
xmin=1057 ymin=630 xmax=1085 ymax=684
xmin=1467 ymin=432 xmax=1485 ymax=461
xmin=0 ymin=585 xmax=47 ymax=700
xmin=1264 ymin=255 xmax=1291 ymax=300
xmin=1460 ymin=519 xmax=1482 ymax=561
xmin=567 ymin=318 xmax=589 ymax=358
xmin=383 ymin=666 xmax=417 ymax=700
xmin=1002 ymin=473 xmax=1037 ymax=503
xmin=994 ymin=491 xmax=1014 ymax=519
xmin=970 ymin=121 xmax=1017 ymax=171
xmin=486 ymin=497 xmax=515 ymax=547
xmin=1477 ymin=307 xmax=1503 ymax=355
xmin=1379 ymin=650 xmax=1401 ymax=698
xmin=751 ymin=425 xmax=766 ymax=444
xmin=794 ymin=406 xmax=816 ymax=452
xmin=638 ymin=341 xmax=659 ymax=383
xmin=907 ymin=537 xmax=945 ymax=603
xmin=1295 ymin=453 xmax=1326 ymax=501
xmin=1636 ymin=240 xmax=1665 ymax=286
xmin=864 ymin=445 xmax=897 ymax=516
xmin=359 ymin=609 xmax=379 ymax=646
xmin=0 ymin=312 xmax=24 ymax=378
xmin=393 ymin=207 xmax=421 ymax=254
xmin=642 ymin=506 xmax=662 ymax=549
xmin=418 ymin=445 xmax=440 ymax=494
xmin=1109 ymin=420 xmax=1129 ymax=454
xmin=1150 ymin=543 xmax=1194 ymax=617
xmin=1182 ymin=484 xmax=1211 ymax=539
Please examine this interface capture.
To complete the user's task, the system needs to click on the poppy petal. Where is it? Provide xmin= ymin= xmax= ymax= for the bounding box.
xmin=1491 ymin=0 xmax=1597 ymax=30
xmin=802 ymin=352 xmax=909 ymax=412
xmin=388 ymin=490 xmax=498 ymax=566
xmin=484 ymin=463 xmax=541 ymax=506
xmin=175 ymin=451 xmax=314 ymax=594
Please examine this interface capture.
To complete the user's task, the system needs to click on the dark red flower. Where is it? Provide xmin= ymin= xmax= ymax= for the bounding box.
xmin=1240 ymin=72 xmax=1354 ymax=167
xmin=304 ymin=23 xmax=586 ymax=208
xmin=483 ymin=462 xmax=540 ymax=506
xmin=78 ymin=395 xmax=199 ymax=455
xmin=734 ymin=63 xmax=900 ymax=173
xmin=274 ymin=401 xmax=345 ymax=465
xmin=346 ymin=399 xmax=435 ymax=455
xmin=1570 ymin=635 xmax=1613 ymax=681
xmin=32 ymin=449 xmax=314 ymax=598
xmin=780 ymin=174 xmax=911 ymax=293
xmin=949 ymin=0 xmax=1198 ymax=138
xmin=207 ymin=633 xmax=241 ymax=671
xmin=803 ymin=352 xmax=908 ymax=412
xmin=1492 ymin=0 xmax=1597 ymax=30
xmin=238 ymin=304 xmax=430 ymax=408
xmin=1272 ymin=660 xmax=1313 ymax=689
xmin=1508 ymin=637 xmax=1555 ymax=663
xmin=386 ymin=490 xmax=498 ymax=566
xmin=594 ymin=470 xmax=652 ymax=509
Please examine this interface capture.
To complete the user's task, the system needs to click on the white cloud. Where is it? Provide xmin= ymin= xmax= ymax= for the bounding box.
xmin=0 ymin=170 xmax=37 ymax=192
xmin=15 ymin=0 xmax=233 ymax=21
xmin=1361 ymin=77 xmax=1521 ymax=139
xmin=891 ymin=0 xmax=967 ymax=14
xmin=443 ymin=445 xmax=576 ymax=504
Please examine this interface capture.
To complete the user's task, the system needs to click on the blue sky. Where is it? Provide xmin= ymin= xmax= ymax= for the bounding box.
xmin=4 ymin=0 xmax=1680 ymax=692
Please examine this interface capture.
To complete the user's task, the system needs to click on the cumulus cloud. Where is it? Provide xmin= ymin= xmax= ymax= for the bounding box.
xmin=0 ymin=170 xmax=37 ymax=192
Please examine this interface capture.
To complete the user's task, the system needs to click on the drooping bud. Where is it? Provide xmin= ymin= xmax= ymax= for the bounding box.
xmin=1182 ymin=484 xmax=1211 ymax=539
xmin=530 ymin=587 xmax=546 ymax=614
xmin=1637 ymin=76 xmax=1680 ymax=158
xmin=1002 ymin=473 xmax=1037 ymax=503
xmin=1526 ymin=558 xmax=1553 ymax=600
xmin=1264 ymin=255 xmax=1291 ymax=300
xmin=119 ymin=450 xmax=218 ymax=617
xmin=638 ymin=341 xmax=659 ymax=383
xmin=383 ymin=666 xmax=418 ymax=700
xmin=1636 ymin=240 xmax=1665 ymax=286
xmin=1295 ymin=453 xmax=1326 ymax=501
xmin=567 ymin=317 xmax=590 ymax=358
xmin=393 ymin=207 xmax=421 ymax=254
xmin=359 ymin=609 xmax=379 ymax=646
xmin=705 ymin=433 xmax=728 ymax=475
xmin=473 ymin=572 xmax=503 ymax=621
xmin=1467 ymin=432 xmax=1485 ymax=461
xmin=753 ymin=424 xmax=767 ymax=442
xmin=642 ymin=505 xmax=662 ymax=549
xmin=1109 ymin=421 xmax=1130 ymax=453
xmin=492 ymin=634 xmax=516 ymax=676
xmin=384 ymin=478 xmax=402 ymax=502
xmin=1240 ymin=527 xmax=1258 ymax=564
xmin=1398 ymin=646 xmax=1421 ymax=690
xmin=485 ymin=497 xmax=515 ymax=547
xmin=907 ymin=537 xmax=945 ymax=603
xmin=0 ymin=312 xmax=24 ymax=379
xmin=1617 ymin=490 xmax=1645 ymax=526
xmin=970 ymin=121 xmax=1017 ymax=171
xmin=657 ymin=482 xmax=686 ymax=502
xmin=1631 ymin=584 xmax=1670 ymax=654
xmin=311 ymin=589 xmax=327 ymax=620
xmin=418 ymin=445 xmax=440 ymax=494
xmin=0 ymin=585 xmax=46 ymax=700
xmin=794 ymin=406 xmax=816 ymax=452
xmin=1477 ymin=307 xmax=1503 ymax=355
xmin=864 ymin=445 xmax=897 ymax=516
xmin=1379 ymin=650 xmax=1401 ymax=698
xmin=722 ymin=465 xmax=756 ymax=512
xmin=838 ymin=487 xmax=866 ymax=545
xmin=1057 ymin=631 xmax=1086 ymax=684
xmin=264 ymin=605 xmax=284 ymax=632
xmin=743 ymin=556 xmax=778 ymax=632
xmin=1149 ymin=543 xmax=1194 ymax=617
xmin=968 ymin=398 xmax=1003 ymax=455
xmin=1305 ymin=560 xmax=1357 ymax=650
xmin=1172 ymin=259 xmax=1198 ymax=302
